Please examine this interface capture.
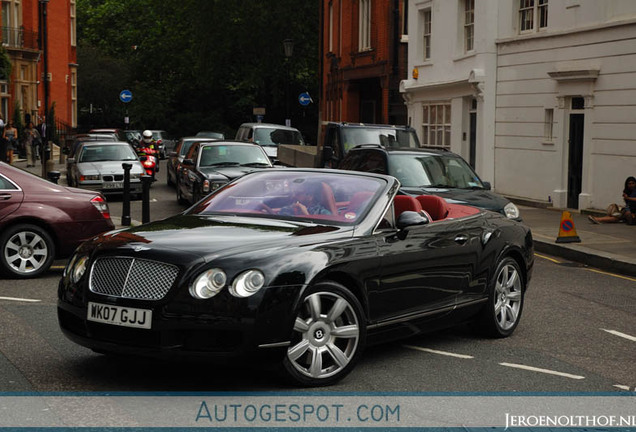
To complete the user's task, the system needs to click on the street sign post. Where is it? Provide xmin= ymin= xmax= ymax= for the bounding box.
xmin=119 ymin=90 xmax=133 ymax=103
xmin=298 ymin=92 xmax=312 ymax=106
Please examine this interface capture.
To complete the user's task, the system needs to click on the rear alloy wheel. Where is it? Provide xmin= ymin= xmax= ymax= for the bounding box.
xmin=176 ymin=183 xmax=187 ymax=205
xmin=0 ymin=224 xmax=55 ymax=278
xmin=478 ymin=257 xmax=524 ymax=337
xmin=283 ymin=281 xmax=366 ymax=386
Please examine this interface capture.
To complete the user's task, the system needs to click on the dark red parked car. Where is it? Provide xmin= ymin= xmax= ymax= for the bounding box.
xmin=0 ymin=162 xmax=115 ymax=278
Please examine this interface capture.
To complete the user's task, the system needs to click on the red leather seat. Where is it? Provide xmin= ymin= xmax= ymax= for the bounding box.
xmin=415 ymin=195 xmax=449 ymax=221
xmin=393 ymin=195 xmax=422 ymax=219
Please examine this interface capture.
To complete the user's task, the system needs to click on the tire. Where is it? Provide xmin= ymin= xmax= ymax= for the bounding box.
xmin=477 ymin=257 xmax=524 ymax=338
xmin=0 ymin=224 xmax=56 ymax=278
xmin=282 ymin=281 xmax=366 ymax=386
xmin=176 ymin=183 xmax=187 ymax=205
xmin=167 ymin=170 xmax=174 ymax=187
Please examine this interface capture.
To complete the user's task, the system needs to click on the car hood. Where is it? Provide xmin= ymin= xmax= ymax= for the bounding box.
xmin=90 ymin=214 xmax=347 ymax=261
xmin=198 ymin=166 xmax=264 ymax=180
xmin=78 ymin=161 xmax=143 ymax=174
xmin=401 ymin=187 xmax=510 ymax=213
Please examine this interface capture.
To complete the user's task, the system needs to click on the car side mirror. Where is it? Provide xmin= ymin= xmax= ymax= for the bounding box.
xmin=182 ymin=158 xmax=194 ymax=166
xmin=396 ymin=211 xmax=430 ymax=230
xmin=482 ymin=181 xmax=492 ymax=190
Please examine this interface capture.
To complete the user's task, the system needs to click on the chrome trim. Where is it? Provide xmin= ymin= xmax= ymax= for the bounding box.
xmin=258 ymin=341 xmax=291 ymax=349
xmin=367 ymin=298 xmax=487 ymax=330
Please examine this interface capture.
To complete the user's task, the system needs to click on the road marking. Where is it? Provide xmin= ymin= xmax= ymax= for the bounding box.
xmin=499 ymin=362 xmax=584 ymax=379
xmin=613 ymin=384 xmax=632 ymax=391
xmin=0 ymin=296 xmax=41 ymax=303
xmin=601 ymin=329 xmax=636 ymax=342
xmin=534 ymin=253 xmax=561 ymax=264
xmin=50 ymin=265 xmax=65 ymax=270
xmin=403 ymin=345 xmax=474 ymax=359
xmin=586 ymin=269 xmax=636 ymax=282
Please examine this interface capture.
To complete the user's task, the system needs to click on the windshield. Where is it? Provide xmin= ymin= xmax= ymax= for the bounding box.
xmin=253 ymin=128 xmax=304 ymax=146
xmin=342 ymin=128 xmax=419 ymax=153
xmin=199 ymin=145 xmax=271 ymax=167
xmin=189 ymin=171 xmax=386 ymax=225
xmin=388 ymin=153 xmax=484 ymax=189
xmin=79 ymin=144 xmax=138 ymax=163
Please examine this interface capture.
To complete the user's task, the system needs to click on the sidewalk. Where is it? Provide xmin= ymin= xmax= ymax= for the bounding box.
xmin=10 ymin=157 xmax=636 ymax=277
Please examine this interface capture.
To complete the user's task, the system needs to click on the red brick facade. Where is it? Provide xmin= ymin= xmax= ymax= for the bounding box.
xmin=2 ymin=0 xmax=76 ymax=130
xmin=320 ymin=0 xmax=408 ymax=126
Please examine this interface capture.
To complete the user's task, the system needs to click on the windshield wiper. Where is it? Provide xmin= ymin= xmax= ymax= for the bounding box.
xmin=461 ymin=185 xmax=485 ymax=190
xmin=207 ymin=162 xmax=240 ymax=167
xmin=425 ymin=183 xmax=452 ymax=188
xmin=240 ymin=162 xmax=271 ymax=167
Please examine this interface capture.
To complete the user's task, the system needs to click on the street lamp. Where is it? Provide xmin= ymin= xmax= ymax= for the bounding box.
xmin=39 ymin=0 xmax=50 ymax=177
xmin=283 ymin=39 xmax=294 ymax=127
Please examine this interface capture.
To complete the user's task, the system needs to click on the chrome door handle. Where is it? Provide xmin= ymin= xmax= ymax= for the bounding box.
xmin=454 ymin=234 xmax=469 ymax=244
xmin=0 ymin=193 xmax=12 ymax=200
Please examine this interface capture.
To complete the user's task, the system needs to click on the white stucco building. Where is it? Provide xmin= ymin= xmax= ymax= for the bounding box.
xmin=401 ymin=0 xmax=636 ymax=211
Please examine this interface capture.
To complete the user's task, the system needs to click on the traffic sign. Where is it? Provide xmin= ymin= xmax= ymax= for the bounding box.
xmin=119 ymin=90 xmax=133 ymax=103
xmin=298 ymin=92 xmax=312 ymax=106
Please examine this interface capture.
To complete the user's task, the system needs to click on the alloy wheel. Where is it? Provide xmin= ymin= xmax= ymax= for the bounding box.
xmin=3 ymin=229 xmax=51 ymax=276
xmin=494 ymin=261 xmax=523 ymax=331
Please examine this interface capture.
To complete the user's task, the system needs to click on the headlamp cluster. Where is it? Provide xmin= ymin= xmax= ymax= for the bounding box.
xmin=190 ymin=268 xmax=265 ymax=300
xmin=65 ymin=253 xmax=90 ymax=283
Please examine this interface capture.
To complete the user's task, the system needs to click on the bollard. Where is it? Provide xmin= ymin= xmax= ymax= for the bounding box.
xmin=121 ymin=163 xmax=132 ymax=226
xmin=141 ymin=174 xmax=153 ymax=224
xmin=47 ymin=171 xmax=61 ymax=184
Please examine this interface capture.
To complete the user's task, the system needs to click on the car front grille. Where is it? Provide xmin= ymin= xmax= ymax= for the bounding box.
xmin=89 ymin=257 xmax=179 ymax=300
xmin=102 ymin=174 xmax=124 ymax=181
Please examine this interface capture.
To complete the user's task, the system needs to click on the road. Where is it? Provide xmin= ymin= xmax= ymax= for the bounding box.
xmin=0 ymin=159 xmax=634 ymax=392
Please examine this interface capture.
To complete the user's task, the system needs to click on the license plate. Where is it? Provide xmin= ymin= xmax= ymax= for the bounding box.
xmin=87 ymin=302 xmax=152 ymax=329
xmin=103 ymin=182 xmax=123 ymax=189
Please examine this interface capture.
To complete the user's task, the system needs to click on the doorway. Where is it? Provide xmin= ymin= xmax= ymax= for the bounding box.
xmin=567 ymin=112 xmax=584 ymax=209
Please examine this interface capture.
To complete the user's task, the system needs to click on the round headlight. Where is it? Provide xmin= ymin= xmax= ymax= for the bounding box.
xmin=504 ymin=202 xmax=520 ymax=219
xmin=71 ymin=256 xmax=89 ymax=284
xmin=190 ymin=268 xmax=227 ymax=299
xmin=230 ymin=270 xmax=265 ymax=298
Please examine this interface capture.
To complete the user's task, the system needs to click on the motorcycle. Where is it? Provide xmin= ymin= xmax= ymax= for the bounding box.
xmin=135 ymin=143 xmax=159 ymax=179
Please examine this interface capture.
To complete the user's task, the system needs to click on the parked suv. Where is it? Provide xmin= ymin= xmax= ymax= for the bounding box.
xmin=339 ymin=145 xmax=520 ymax=219
xmin=235 ymin=122 xmax=305 ymax=163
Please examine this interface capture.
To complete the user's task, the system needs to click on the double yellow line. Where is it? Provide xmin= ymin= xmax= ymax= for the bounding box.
xmin=534 ymin=253 xmax=636 ymax=282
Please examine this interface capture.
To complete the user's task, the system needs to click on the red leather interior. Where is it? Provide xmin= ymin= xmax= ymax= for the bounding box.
xmin=393 ymin=195 xmax=422 ymax=219
xmin=415 ymin=195 xmax=450 ymax=221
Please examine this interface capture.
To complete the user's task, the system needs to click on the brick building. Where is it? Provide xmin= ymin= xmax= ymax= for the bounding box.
xmin=1 ymin=0 xmax=76 ymax=131
xmin=320 ymin=0 xmax=409 ymax=127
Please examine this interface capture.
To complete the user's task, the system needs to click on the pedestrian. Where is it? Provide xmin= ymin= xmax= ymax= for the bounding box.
xmin=588 ymin=176 xmax=636 ymax=225
xmin=0 ymin=119 xmax=6 ymax=163
xmin=25 ymin=121 xmax=41 ymax=167
xmin=4 ymin=121 xmax=17 ymax=164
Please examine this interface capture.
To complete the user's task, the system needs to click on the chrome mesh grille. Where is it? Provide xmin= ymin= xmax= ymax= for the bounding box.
xmin=90 ymin=257 xmax=179 ymax=300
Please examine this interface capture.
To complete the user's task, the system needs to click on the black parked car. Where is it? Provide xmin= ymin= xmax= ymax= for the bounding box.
xmin=339 ymin=145 xmax=521 ymax=220
xmin=58 ymin=169 xmax=534 ymax=386
xmin=166 ymin=137 xmax=219 ymax=187
xmin=176 ymin=140 xmax=273 ymax=205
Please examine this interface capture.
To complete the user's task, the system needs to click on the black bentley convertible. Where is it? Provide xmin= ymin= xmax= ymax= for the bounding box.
xmin=58 ymin=169 xmax=534 ymax=386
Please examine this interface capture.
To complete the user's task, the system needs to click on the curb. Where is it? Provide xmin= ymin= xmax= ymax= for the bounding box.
xmin=534 ymin=239 xmax=636 ymax=277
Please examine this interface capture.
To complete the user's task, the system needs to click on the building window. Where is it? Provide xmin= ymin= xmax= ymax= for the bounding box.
xmin=0 ymin=82 xmax=8 ymax=121
xmin=464 ymin=0 xmax=474 ymax=52
xmin=401 ymin=0 xmax=408 ymax=40
xmin=422 ymin=102 xmax=451 ymax=149
xmin=422 ymin=9 xmax=431 ymax=60
xmin=328 ymin=2 xmax=333 ymax=52
xmin=359 ymin=0 xmax=371 ymax=51
xmin=544 ymin=108 xmax=553 ymax=140
xmin=71 ymin=70 xmax=77 ymax=126
xmin=70 ymin=0 xmax=76 ymax=46
xmin=519 ymin=0 xmax=548 ymax=33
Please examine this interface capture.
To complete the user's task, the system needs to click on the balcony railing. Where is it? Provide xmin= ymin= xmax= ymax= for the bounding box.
xmin=1 ymin=26 xmax=39 ymax=50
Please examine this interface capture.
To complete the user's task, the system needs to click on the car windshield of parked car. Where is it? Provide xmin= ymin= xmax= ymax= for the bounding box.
xmin=189 ymin=171 xmax=385 ymax=225
xmin=388 ymin=153 xmax=484 ymax=189
xmin=196 ymin=131 xmax=225 ymax=139
xmin=341 ymin=128 xmax=419 ymax=153
xmin=253 ymin=128 xmax=304 ymax=147
xmin=199 ymin=145 xmax=271 ymax=167
xmin=79 ymin=144 xmax=138 ymax=163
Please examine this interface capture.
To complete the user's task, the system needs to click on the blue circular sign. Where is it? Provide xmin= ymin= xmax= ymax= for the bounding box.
xmin=298 ymin=92 xmax=312 ymax=106
xmin=119 ymin=89 xmax=133 ymax=103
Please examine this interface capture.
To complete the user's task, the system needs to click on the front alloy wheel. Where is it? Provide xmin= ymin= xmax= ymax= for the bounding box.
xmin=283 ymin=282 xmax=366 ymax=386
xmin=0 ymin=224 xmax=55 ymax=278
xmin=478 ymin=257 xmax=524 ymax=337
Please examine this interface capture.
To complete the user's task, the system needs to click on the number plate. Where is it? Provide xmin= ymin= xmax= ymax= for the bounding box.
xmin=87 ymin=302 xmax=152 ymax=329
xmin=103 ymin=182 xmax=123 ymax=189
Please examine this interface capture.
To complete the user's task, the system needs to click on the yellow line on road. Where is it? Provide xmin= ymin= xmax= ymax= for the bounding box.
xmin=586 ymin=269 xmax=636 ymax=282
xmin=50 ymin=265 xmax=65 ymax=270
xmin=534 ymin=253 xmax=561 ymax=264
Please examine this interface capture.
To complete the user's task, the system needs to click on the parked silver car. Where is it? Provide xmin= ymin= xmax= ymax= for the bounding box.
xmin=67 ymin=142 xmax=145 ymax=197
xmin=235 ymin=122 xmax=305 ymax=163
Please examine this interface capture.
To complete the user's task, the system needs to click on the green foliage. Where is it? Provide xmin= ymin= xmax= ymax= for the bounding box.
xmin=77 ymin=0 xmax=319 ymax=138
xmin=0 ymin=46 xmax=12 ymax=81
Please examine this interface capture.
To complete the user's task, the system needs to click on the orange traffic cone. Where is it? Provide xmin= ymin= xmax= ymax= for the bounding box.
xmin=556 ymin=211 xmax=581 ymax=243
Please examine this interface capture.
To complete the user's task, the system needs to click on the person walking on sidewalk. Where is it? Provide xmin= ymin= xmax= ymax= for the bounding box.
xmin=4 ymin=121 xmax=17 ymax=164
xmin=25 ymin=121 xmax=41 ymax=167
xmin=589 ymin=176 xmax=636 ymax=225
xmin=0 ymin=120 xmax=6 ymax=163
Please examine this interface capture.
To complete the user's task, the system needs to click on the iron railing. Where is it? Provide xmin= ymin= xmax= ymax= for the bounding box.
xmin=1 ymin=26 xmax=39 ymax=50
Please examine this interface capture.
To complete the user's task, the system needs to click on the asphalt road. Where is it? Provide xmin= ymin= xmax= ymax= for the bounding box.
xmin=1 ymin=159 xmax=634 ymax=392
